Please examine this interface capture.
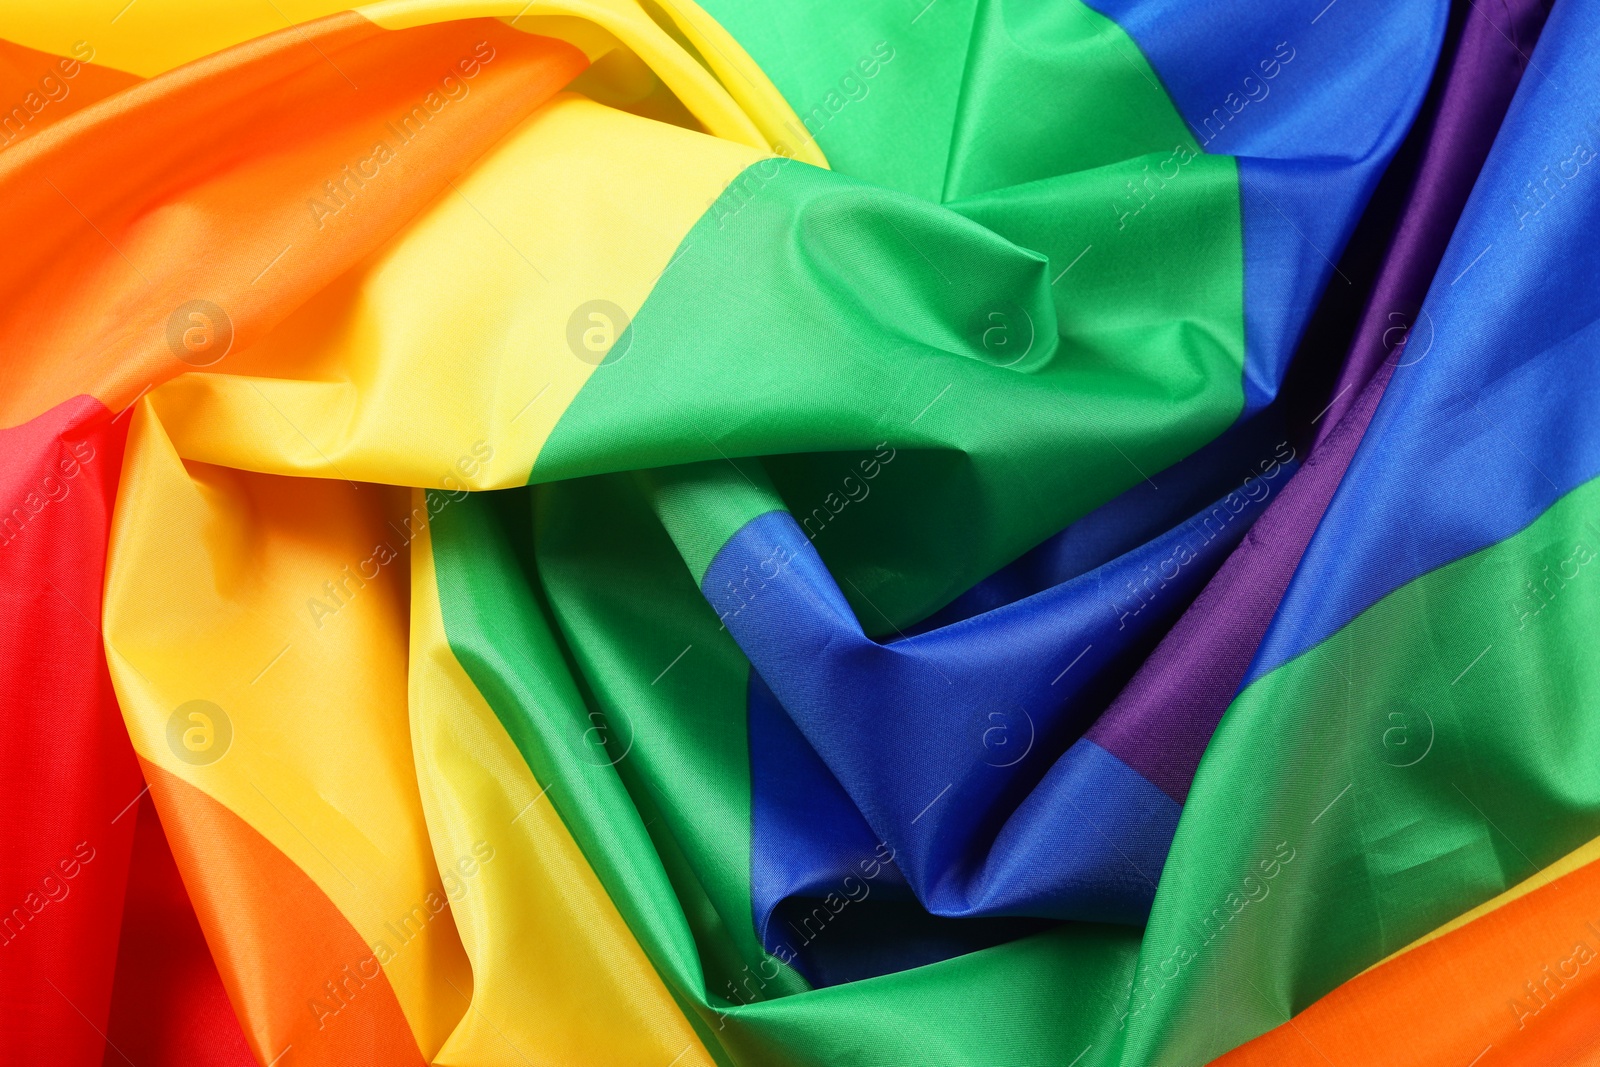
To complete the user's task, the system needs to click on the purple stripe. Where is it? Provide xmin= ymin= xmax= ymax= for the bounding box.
xmin=1312 ymin=0 xmax=1554 ymax=441
xmin=1086 ymin=0 xmax=1552 ymax=803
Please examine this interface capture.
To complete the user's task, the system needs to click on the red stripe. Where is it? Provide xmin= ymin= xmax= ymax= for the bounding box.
xmin=0 ymin=396 xmax=138 ymax=1063
xmin=101 ymin=797 xmax=253 ymax=1066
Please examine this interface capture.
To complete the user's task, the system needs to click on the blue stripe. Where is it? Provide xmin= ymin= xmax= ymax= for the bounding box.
xmin=718 ymin=467 xmax=1279 ymax=932
xmin=1249 ymin=0 xmax=1600 ymax=681
xmin=1085 ymin=0 xmax=1446 ymax=412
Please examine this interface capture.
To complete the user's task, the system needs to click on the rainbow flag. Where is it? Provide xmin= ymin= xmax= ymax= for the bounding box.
xmin=2 ymin=0 xmax=1597 ymax=1062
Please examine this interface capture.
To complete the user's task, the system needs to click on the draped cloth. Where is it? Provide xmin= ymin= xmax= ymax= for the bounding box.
xmin=2 ymin=0 xmax=1595 ymax=1063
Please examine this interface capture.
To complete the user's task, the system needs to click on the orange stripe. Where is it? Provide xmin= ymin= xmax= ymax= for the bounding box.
xmin=0 ymin=13 xmax=585 ymax=429
xmin=1215 ymin=854 xmax=1600 ymax=1066
xmin=142 ymin=758 xmax=428 ymax=1066
xmin=0 ymin=39 xmax=141 ymax=149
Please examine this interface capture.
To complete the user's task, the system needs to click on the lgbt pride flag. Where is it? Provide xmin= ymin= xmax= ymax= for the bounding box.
xmin=3 ymin=0 xmax=1599 ymax=1062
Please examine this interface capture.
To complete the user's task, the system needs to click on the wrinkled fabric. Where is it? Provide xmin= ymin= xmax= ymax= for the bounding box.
xmin=2 ymin=0 xmax=1597 ymax=1064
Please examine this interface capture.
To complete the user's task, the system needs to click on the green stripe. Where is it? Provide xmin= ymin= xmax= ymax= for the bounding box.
xmin=1120 ymin=475 xmax=1600 ymax=1065
xmin=699 ymin=0 xmax=1194 ymax=205
xmin=435 ymin=478 xmax=843 ymax=1061
xmin=444 ymin=5 xmax=1255 ymax=1057
xmin=724 ymin=924 xmax=1138 ymax=1066
xmin=639 ymin=460 xmax=785 ymax=586
xmin=431 ymin=479 xmax=1149 ymax=1063
xmin=535 ymin=144 xmax=1244 ymax=630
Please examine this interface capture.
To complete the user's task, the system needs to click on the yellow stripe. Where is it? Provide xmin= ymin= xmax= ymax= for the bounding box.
xmin=408 ymin=490 xmax=713 ymax=1065
xmin=150 ymin=92 xmax=768 ymax=489
xmin=365 ymin=0 xmax=824 ymax=163
xmin=0 ymin=0 xmax=352 ymax=78
xmin=634 ymin=0 xmax=825 ymax=163
xmin=0 ymin=0 xmax=824 ymax=166
xmin=4 ymin=0 xmax=819 ymax=489
xmin=104 ymin=400 xmax=470 ymax=1057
